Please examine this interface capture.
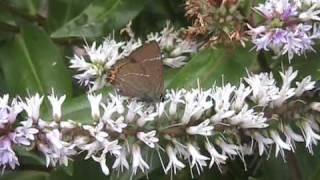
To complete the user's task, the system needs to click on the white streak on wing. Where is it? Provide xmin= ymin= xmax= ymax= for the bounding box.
xmin=140 ymin=56 xmax=161 ymax=63
xmin=122 ymin=73 xmax=150 ymax=77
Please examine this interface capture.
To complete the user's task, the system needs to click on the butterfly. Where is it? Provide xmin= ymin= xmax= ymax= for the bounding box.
xmin=106 ymin=41 xmax=164 ymax=102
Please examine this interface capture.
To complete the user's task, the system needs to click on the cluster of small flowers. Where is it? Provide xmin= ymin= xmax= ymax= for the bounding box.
xmin=69 ymin=23 xmax=199 ymax=91
xmin=248 ymin=0 xmax=320 ymax=60
xmin=1 ymin=67 xmax=320 ymax=177
xmin=184 ymin=0 xmax=247 ymax=46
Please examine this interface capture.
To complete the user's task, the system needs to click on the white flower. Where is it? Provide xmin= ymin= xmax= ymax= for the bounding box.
xmin=137 ymin=130 xmax=159 ymax=148
xmin=163 ymin=56 xmax=188 ymax=68
xmin=298 ymin=120 xmax=320 ymax=154
xmin=299 ymin=4 xmax=320 ymax=21
xmin=284 ymin=125 xmax=304 ymax=151
xmin=310 ymin=102 xmax=320 ymax=112
xmin=131 ymin=144 xmax=149 ymax=175
xmin=6 ymin=98 xmax=23 ymax=124
xmin=112 ymin=147 xmax=129 ymax=172
xmin=165 ymin=145 xmax=186 ymax=174
xmin=244 ymin=72 xmax=279 ymax=106
xmin=270 ymin=130 xmax=291 ymax=157
xmin=105 ymin=116 xmax=127 ymax=133
xmin=136 ymin=106 xmax=158 ymax=127
xmin=295 ymin=76 xmax=315 ymax=96
xmin=88 ymin=94 xmax=102 ymax=120
xmin=232 ymin=83 xmax=252 ymax=111
xmin=92 ymin=153 xmax=110 ymax=175
xmin=166 ymin=89 xmax=185 ymax=116
xmin=216 ymin=138 xmax=239 ymax=156
xmin=0 ymin=94 xmax=9 ymax=109
xmin=21 ymin=94 xmax=44 ymax=121
xmin=48 ymin=91 xmax=66 ymax=121
xmin=187 ymin=143 xmax=209 ymax=175
xmin=272 ymin=67 xmax=297 ymax=107
xmin=126 ymin=100 xmax=143 ymax=122
xmin=211 ymin=84 xmax=235 ymax=122
xmin=180 ymin=91 xmax=200 ymax=124
xmin=186 ymin=119 xmax=214 ymax=136
xmin=205 ymin=142 xmax=227 ymax=169
xmin=229 ymin=106 xmax=268 ymax=129
xmin=109 ymin=93 xmax=126 ymax=114
xmin=252 ymin=132 xmax=274 ymax=155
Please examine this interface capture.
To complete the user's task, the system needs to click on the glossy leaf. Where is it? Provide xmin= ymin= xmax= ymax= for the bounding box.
xmin=50 ymin=0 xmax=147 ymax=39
xmin=0 ymin=24 xmax=72 ymax=97
xmin=167 ymin=47 xmax=257 ymax=89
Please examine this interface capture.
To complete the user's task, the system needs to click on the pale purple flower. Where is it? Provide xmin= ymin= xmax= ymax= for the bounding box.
xmin=39 ymin=129 xmax=76 ymax=167
xmin=0 ymin=137 xmax=19 ymax=171
xmin=249 ymin=0 xmax=318 ymax=60
xmin=14 ymin=118 xmax=38 ymax=146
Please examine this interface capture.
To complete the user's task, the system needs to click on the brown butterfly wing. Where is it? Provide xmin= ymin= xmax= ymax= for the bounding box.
xmin=112 ymin=41 xmax=163 ymax=101
xmin=128 ymin=41 xmax=164 ymax=100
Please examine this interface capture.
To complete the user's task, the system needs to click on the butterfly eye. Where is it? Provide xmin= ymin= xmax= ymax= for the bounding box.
xmin=160 ymin=94 xmax=165 ymax=102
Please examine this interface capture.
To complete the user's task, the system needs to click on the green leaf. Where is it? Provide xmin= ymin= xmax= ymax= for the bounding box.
xmin=50 ymin=0 xmax=147 ymax=39
xmin=0 ymin=170 xmax=48 ymax=180
xmin=167 ymin=47 xmax=257 ymax=89
xmin=59 ymin=95 xmax=92 ymax=124
xmin=2 ymin=0 xmax=41 ymax=16
xmin=15 ymin=147 xmax=45 ymax=166
xmin=47 ymin=0 xmax=93 ymax=33
xmin=0 ymin=24 xmax=72 ymax=96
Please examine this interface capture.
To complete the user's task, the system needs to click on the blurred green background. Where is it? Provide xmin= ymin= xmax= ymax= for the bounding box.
xmin=0 ymin=0 xmax=320 ymax=179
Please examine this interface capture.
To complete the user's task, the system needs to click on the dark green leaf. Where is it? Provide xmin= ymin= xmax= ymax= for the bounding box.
xmin=50 ymin=0 xmax=147 ymax=39
xmin=0 ymin=24 xmax=72 ymax=96
xmin=47 ymin=0 xmax=93 ymax=33
xmin=0 ymin=170 xmax=48 ymax=180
